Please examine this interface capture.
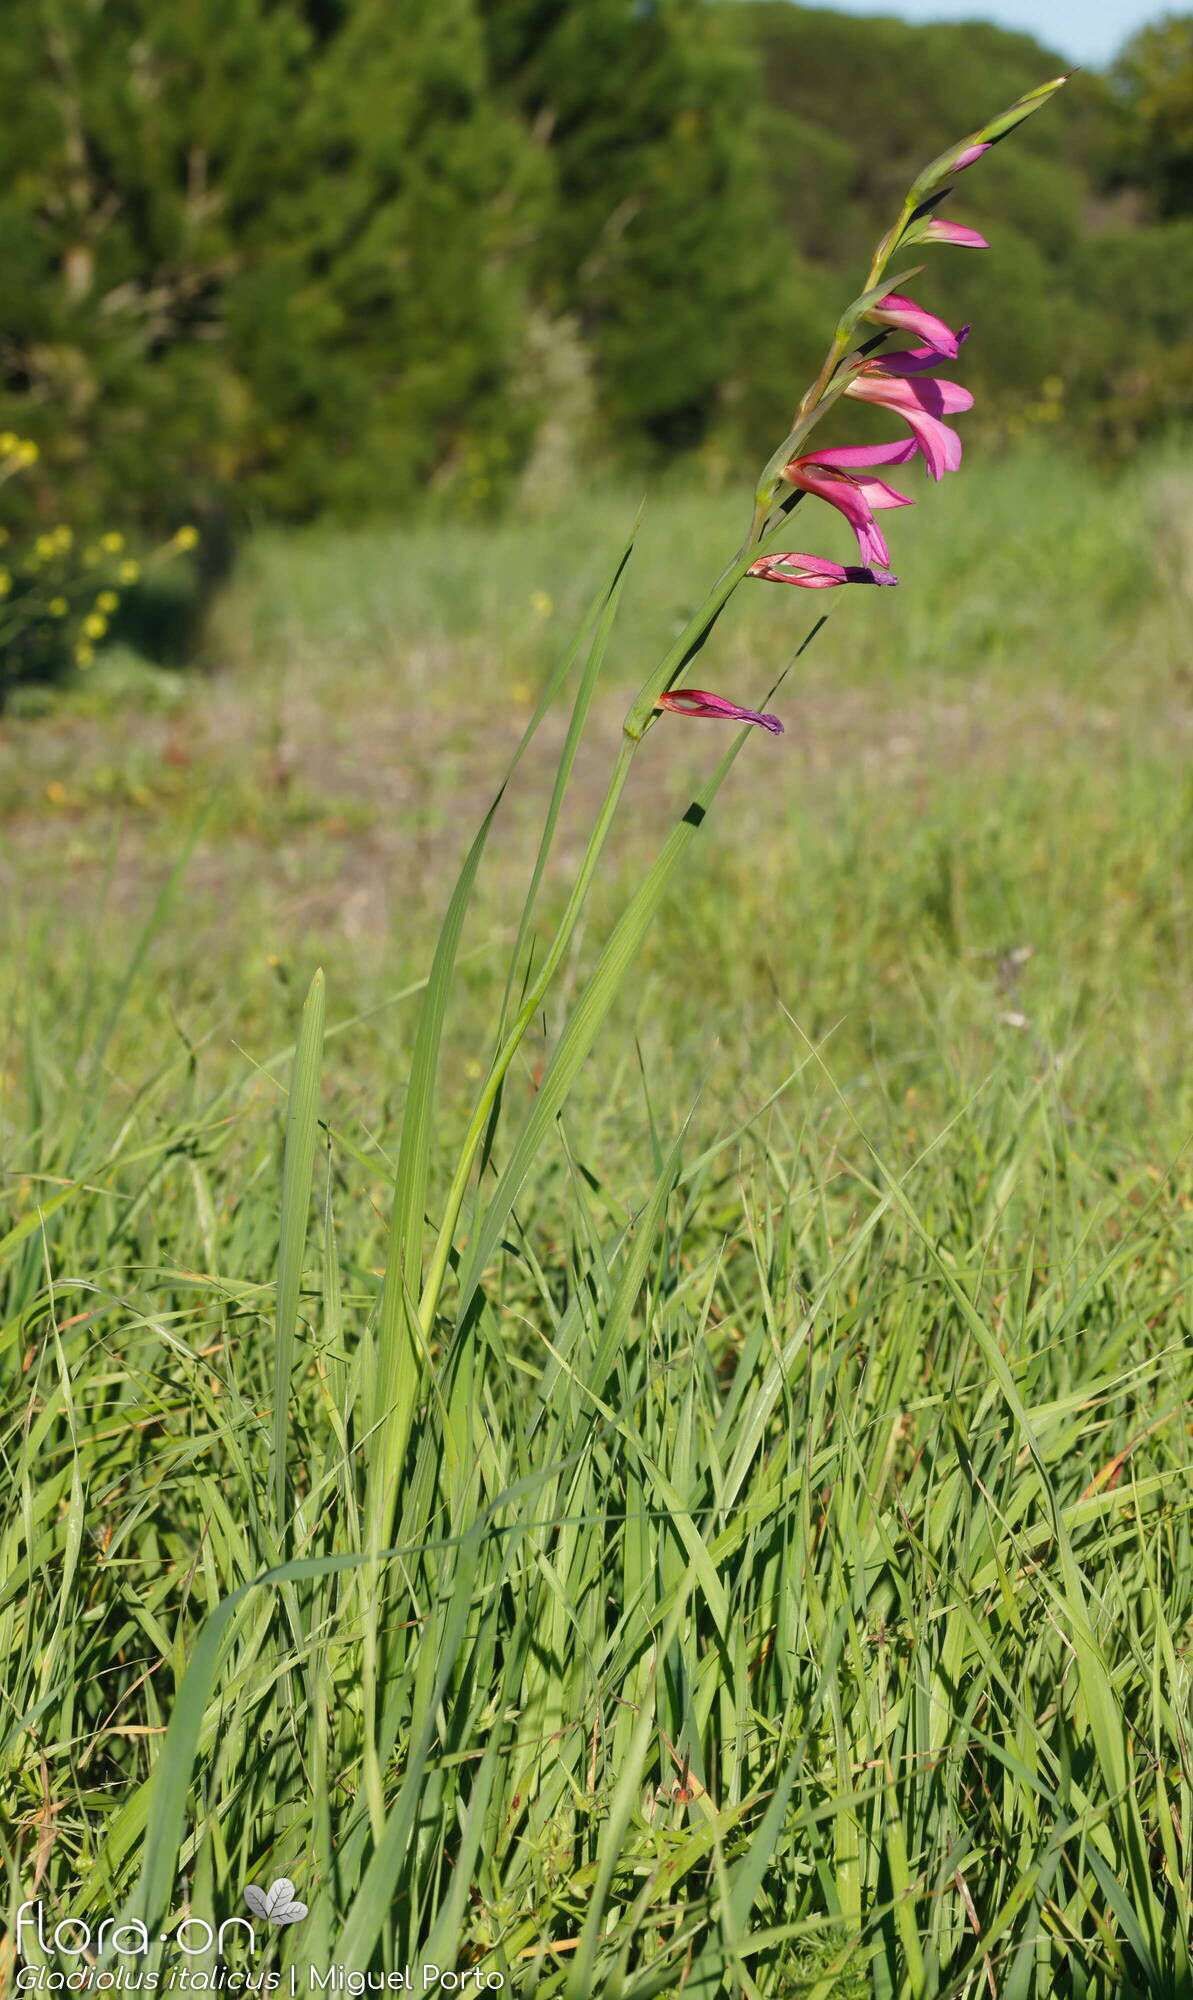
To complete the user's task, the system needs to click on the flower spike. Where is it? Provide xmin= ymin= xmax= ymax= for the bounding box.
xmin=622 ymin=75 xmax=1066 ymax=750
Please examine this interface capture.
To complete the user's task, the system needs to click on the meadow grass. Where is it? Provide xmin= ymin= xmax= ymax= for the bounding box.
xmin=2 ymin=443 xmax=1192 ymax=1996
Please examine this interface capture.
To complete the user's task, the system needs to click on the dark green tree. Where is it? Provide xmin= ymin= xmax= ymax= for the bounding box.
xmin=737 ymin=5 xmax=1193 ymax=448
xmin=0 ymin=0 xmax=543 ymax=525
xmin=1109 ymin=14 xmax=1193 ymax=217
xmin=477 ymin=0 xmax=808 ymax=458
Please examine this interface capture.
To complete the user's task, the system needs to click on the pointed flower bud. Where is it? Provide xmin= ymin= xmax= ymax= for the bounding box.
xmin=907 ymin=76 xmax=1067 ymax=202
xmin=951 ymin=143 xmax=992 ymax=173
xmin=915 ymin=218 xmax=989 ymax=249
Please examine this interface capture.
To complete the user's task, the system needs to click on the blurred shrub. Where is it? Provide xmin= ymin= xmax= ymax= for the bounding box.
xmin=0 ymin=432 xmax=195 ymax=704
xmin=476 ymin=0 xmax=802 ymax=457
xmin=1108 ymin=14 xmax=1193 ymax=218
xmin=1068 ymin=222 xmax=1193 ymax=443
xmin=0 ymin=0 xmax=793 ymax=528
xmin=0 ymin=0 xmax=545 ymax=528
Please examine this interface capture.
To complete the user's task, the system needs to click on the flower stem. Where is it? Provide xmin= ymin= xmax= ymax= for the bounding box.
xmin=416 ymin=735 xmax=637 ymax=1338
xmin=414 ymin=188 xmax=923 ymax=1341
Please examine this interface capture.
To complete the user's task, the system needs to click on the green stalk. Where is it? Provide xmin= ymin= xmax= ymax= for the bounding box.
xmin=621 ymin=554 xmax=754 ymax=742
xmin=415 ymin=735 xmax=636 ymax=1339
xmin=415 ymin=297 xmax=903 ymax=1338
xmin=409 ymin=149 xmax=952 ymax=1387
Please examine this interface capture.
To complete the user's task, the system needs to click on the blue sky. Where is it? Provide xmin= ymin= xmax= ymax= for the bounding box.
xmin=798 ymin=0 xmax=1163 ymax=68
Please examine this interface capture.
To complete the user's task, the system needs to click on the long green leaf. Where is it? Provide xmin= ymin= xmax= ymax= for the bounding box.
xmin=272 ymin=967 xmax=325 ymax=1524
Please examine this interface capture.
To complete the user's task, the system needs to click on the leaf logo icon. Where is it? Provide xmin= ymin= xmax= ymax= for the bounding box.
xmin=244 ymin=1879 xmax=308 ymax=1925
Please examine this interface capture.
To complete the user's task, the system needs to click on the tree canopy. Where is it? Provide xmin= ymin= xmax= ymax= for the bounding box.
xmin=0 ymin=0 xmax=1189 ymax=532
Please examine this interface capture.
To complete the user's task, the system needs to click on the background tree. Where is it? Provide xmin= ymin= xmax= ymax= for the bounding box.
xmin=1109 ymin=13 xmax=1193 ymax=216
xmin=0 ymin=0 xmax=1190 ymax=550
xmin=0 ymin=0 xmax=542 ymax=527
xmin=740 ymin=4 xmax=1193 ymax=450
xmin=477 ymin=0 xmax=808 ymax=459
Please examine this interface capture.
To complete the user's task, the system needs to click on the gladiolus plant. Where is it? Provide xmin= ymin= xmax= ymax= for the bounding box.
xmin=362 ymin=72 xmax=1072 ymax=1552
xmin=128 ymin=71 xmax=1078 ymax=2000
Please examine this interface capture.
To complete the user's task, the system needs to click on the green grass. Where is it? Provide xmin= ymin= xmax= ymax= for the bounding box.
xmin=2 ymin=443 xmax=1193 ymax=1996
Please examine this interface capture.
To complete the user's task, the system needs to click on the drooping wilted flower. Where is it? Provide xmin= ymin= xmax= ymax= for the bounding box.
xmin=656 ymin=689 xmax=783 ymax=734
xmin=747 ymin=552 xmax=899 ymax=589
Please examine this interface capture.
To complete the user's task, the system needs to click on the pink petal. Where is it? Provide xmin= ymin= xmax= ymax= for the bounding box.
xmin=897 ymin=408 xmax=963 ymax=478
xmin=856 ymin=524 xmax=891 ymax=567
xmin=847 ymin=373 xmax=973 ymax=418
xmin=871 ymin=326 xmax=972 ymax=377
xmin=866 ymin=292 xmax=959 ymax=358
xmin=783 ymin=463 xmax=892 ymax=566
xmin=920 ymin=219 xmax=988 ymax=248
xmin=658 ymin=689 xmax=783 ymax=734
xmin=851 ymin=476 xmax=915 ymax=513
xmin=952 ymin=142 xmax=991 ymax=172
xmin=782 ymin=456 xmax=916 ymax=566
xmin=843 ymin=373 xmax=971 ymax=479
xmin=748 ymin=551 xmax=850 ymax=581
xmin=792 ymin=439 xmax=921 ymax=470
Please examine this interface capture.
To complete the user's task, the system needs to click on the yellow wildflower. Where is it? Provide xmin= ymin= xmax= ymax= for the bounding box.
xmin=100 ymin=531 xmax=124 ymax=553
xmin=96 ymin=589 xmax=119 ymax=614
xmin=0 ymin=569 xmax=10 ymax=598
xmin=118 ymin=559 xmax=140 ymax=585
xmin=49 ymin=596 xmax=68 ymax=617
xmin=74 ymin=643 xmax=94 ymax=669
xmin=82 ymin=612 xmax=107 ymax=640
xmin=172 ymin=524 xmax=200 ymax=551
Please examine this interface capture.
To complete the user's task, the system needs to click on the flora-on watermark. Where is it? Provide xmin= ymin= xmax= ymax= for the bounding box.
xmin=12 ymin=1903 xmax=503 ymax=1994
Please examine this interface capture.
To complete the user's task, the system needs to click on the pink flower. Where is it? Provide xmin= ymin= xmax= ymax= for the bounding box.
xmin=657 ymin=689 xmax=783 ymax=734
xmin=782 ymin=440 xmax=919 ymax=568
xmin=865 ymin=292 xmax=959 ymax=358
xmin=918 ymin=218 xmax=988 ymax=249
xmin=748 ymin=551 xmax=898 ymax=589
xmin=844 ymin=363 xmax=973 ymax=480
